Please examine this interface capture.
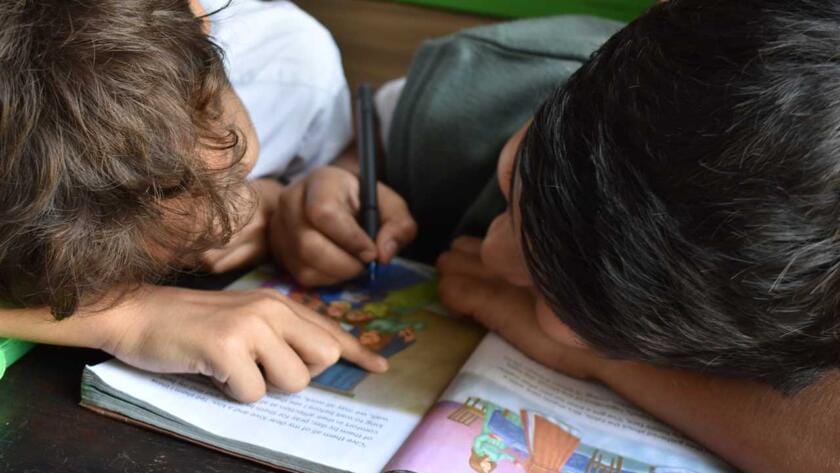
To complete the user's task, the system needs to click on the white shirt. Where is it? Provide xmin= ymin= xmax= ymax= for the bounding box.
xmin=201 ymin=0 xmax=352 ymax=180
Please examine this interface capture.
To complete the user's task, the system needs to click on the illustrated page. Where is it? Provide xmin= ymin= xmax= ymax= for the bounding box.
xmin=385 ymin=334 xmax=733 ymax=473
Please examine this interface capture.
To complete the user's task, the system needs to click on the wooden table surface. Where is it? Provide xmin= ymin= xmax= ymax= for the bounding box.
xmin=0 ymin=271 xmax=284 ymax=473
xmin=295 ymin=0 xmax=494 ymax=90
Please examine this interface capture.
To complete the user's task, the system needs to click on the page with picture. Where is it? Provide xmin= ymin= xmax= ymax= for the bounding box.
xmin=383 ymin=334 xmax=734 ymax=473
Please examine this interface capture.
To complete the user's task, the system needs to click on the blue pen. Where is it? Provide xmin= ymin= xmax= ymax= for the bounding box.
xmin=357 ymin=83 xmax=379 ymax=281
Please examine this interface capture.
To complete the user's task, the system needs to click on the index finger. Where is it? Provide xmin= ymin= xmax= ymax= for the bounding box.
xmin=287 ymin=299 xmax=389 ymax=374
xmin=332 ymin=326 xmax=390 ymax=374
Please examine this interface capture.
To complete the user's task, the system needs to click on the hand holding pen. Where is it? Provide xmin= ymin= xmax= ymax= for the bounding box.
xmin=266 ymin=83 xmax=418 ymax=287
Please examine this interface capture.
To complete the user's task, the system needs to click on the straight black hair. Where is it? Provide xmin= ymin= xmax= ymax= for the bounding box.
xmin=519 ymin=0 xmax=840 ymax=392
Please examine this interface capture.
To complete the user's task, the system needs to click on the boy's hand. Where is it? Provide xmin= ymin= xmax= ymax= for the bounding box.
xmin=201 ymin=178 xmax=284 ymax=274
xmin=101 ymin=285 xmax=388 ymax=403
xmin=270 ymin=165 xmax=417 ymax=286
xmin=436 ymin=237 xmax=608 ymax=380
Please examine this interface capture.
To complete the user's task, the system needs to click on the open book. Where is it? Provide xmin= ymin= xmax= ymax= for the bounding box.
xmin=81 ymin=259 xmax=733 ymax=473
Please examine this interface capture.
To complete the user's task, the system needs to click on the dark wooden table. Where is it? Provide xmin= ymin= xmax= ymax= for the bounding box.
xmin=0 ymin=271 xmax=284 ymax=473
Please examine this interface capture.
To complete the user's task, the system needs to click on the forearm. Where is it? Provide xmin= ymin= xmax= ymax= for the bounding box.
xmin=0 ymin=302 xmax=123 ymax=350
xmin=599 ymin=361 xmax=840 ymax=472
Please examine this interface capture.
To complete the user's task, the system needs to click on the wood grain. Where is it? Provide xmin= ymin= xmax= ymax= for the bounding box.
xmin=295 ymin=0 xmax=495 ymax=89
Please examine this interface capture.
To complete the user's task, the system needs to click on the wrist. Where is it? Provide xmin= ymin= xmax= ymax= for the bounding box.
xmin=594 ymin=357 xmax=649 ymax=387
xmin=0 ymin=288 xmax=143 ymax=352
xmin=77 ymin=287 xmax=150 ymax=354
xmin=252 ymin=178 xmax=285 ymax=216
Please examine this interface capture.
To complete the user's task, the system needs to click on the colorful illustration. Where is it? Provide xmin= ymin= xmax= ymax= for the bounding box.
xmin=257 ymin=263 xmax=436 ymax=395
xmin=450 ymin=398 xmax=580 ymax=473
xmin=463 ymin=399 xmax=528 ymax=472
xmin=227 ymin=259 xmax=484 ymax=414
xmin=385 ymin=398 xmax=675 ymax=473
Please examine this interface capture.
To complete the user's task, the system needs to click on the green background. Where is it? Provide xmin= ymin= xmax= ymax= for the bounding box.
xmin=393 ymin=0 xmax=656 ymax=22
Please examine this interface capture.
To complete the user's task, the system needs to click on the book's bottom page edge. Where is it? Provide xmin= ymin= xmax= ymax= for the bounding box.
xmin=78 ymin=401 xmax=349 ymax=473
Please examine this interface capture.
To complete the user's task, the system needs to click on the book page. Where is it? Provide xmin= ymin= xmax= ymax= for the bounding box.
xmin=84 ymin=259 xmax=484 ymax=473
xmin=88 ymin=361 xmax=415 ymax=473
xmin=385 ymin=334 xmax=734 ymax=473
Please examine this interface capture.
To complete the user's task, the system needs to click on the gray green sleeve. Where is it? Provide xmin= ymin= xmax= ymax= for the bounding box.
xmin=385 ymin=16 xmax=623 ymax=262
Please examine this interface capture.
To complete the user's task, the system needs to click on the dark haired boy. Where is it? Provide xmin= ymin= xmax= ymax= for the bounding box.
xmin=276 ymin=1 xmax=840 ymax=470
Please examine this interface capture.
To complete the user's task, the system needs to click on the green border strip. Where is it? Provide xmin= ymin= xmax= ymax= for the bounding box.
xmin=0 ymin=300 xmax=35 ymax=379
xmin=391 ymin=0 xmax=655 ymax=22
xmin=0 ymin=338 xmax=34 ymax=379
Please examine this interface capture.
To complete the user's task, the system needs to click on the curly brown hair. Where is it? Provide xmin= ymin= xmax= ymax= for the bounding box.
xmin=0 ymin=0 xmax=253 ymax=318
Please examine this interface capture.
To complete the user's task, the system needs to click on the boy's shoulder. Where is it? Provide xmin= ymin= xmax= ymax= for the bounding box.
xmin=441 ymin=15 xmax=625 ymax=62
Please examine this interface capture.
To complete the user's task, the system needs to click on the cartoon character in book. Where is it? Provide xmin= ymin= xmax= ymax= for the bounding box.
xmin=325 ymin=300 xmax=352 ymax=320
xmin=256 ymin=263 xmax=434 ymax=394
xmin=358 ymin=329 xmax=390 ymax=351
xmin=464 ymin=400 xmax=584 ymax=473
xmin=468 ymin=402 xmax=529 ymax=473
xmin=312 ymin=315 xmax=426 ymax=394
xmin=357 ymin=316 xmax=426 ymax=358
xmin=398 ymin=326 xmax=417 ymax=343
xmin=344 ymin=309 xmax=376 ymax=326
